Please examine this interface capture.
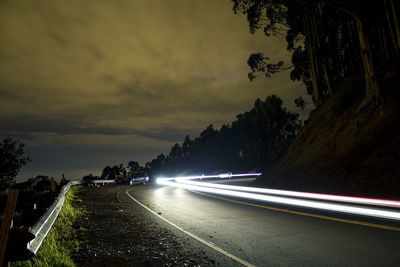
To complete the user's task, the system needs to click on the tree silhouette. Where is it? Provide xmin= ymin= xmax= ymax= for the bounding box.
xmin=294 ymin=96 xmax=307 ymax=110
xmin=232 ymin=0 xmax=400 ymax=108
xmin=139 ymin=95 xmax=300 ymax=176
xmin=0 ymin=137 xmax=30 ymax=190
xmin=101 ymin=165 xmax=121 ymax=179
xmin=128 ymin=161 xmax=141 ymax=171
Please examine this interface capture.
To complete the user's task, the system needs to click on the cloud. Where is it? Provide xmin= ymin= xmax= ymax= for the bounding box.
xmin=0 ymin=0 xmax=307 ymax=180
xmin=0 ymin=114 xmax=200 ymax=143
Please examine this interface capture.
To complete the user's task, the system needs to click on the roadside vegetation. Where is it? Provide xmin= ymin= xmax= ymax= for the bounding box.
xmin=0 ymin=137 xmax=30 ymax=191
xmin=95 ymin=95 xmax=302 ymax=182
xmin=13 ymin=185 xmax=85 ymax=267
xmin=0 ymin=138 xmax=87 ymax=265
xmin=0 ymin=176 xmax=66 ymax=227
xmin=230 ymin=0 xmax=400 ymax=197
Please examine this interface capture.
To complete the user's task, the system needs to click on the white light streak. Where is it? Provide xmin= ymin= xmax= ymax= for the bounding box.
xmin=156 ymin=178 xmax=400 ymax=221
xmin=156 ymin=173 xmax=262 ymax=182
xmin=177 ymin=179 xmax=400 ymax=208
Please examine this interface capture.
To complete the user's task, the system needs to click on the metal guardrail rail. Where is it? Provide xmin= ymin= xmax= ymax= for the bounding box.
xmin=90 ymin=180 xmax=116 ymax=184
xmin=27 ymin=179 xmax=116 ymax=254
xmin=27 ymin=180 xmax=84 ymax=254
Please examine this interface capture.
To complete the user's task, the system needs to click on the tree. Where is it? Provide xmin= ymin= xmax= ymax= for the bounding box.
xmin=128 ymin=161 xmax=140 ymax=171
xmin=101 ymin=165 xmax=121 ymax=179
xmin=233 ymin=0 xmax=398 ymax=108
xmin=247 ymin=53 xmax=289 ymax=81
xmin=101 ymin=166 xmax=112 ymax=179
xmin=147 ymin=153 xmax=166 ymax=176
xmin=294 ymin=96 xmax=307 ymax=110
xmin=0 ymin=137 xmax=30 ymax=190
xmin=182 ymin=135 xmax=193 ymax=157
xmin=233 ymin=95 xmax=300 ymax=169
xmin=144 ymin=95 xmax=300 ymax=174
xmin=32 ymin=175 xmax=51 ymax=191
xmin=169 ymin=144 xmax=183 ymax=160
xmin=82 ymin=173 xmax=100 ymax=181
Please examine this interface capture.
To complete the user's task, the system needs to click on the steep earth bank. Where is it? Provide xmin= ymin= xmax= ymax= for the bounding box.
xmin=260 ymin=89 xmax=400 ymax=198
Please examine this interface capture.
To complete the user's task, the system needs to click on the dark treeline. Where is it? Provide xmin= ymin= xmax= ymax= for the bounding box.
xmin=234 ymin=0 xmax=400 ymax=108
xmin=101 ymin=95 xmax=301 ymax=179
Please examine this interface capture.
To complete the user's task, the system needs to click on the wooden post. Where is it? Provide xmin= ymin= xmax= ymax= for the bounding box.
xmin=61 ymin=174 xmax=65 ymax=184
xmin=51 ymin=177 xmax=55 ymax=192
xmin=0 ymin=189 xmax=19 ymax=266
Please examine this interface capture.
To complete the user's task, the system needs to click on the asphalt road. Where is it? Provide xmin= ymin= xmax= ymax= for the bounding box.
xmin=125 ymin=183 xmax=400 ymax=266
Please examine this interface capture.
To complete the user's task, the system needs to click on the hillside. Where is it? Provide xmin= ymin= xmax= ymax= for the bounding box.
xmin=260 ymin=71 xmax=400 ymax=198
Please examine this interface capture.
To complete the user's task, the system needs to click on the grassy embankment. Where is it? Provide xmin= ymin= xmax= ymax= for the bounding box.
xmin=13 ymin=185 xmax=85 ymax=267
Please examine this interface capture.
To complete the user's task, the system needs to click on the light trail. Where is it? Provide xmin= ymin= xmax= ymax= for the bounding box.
xmin=176 ymin=179 xmax=400 ymax=208
xmin=156 ymin=177 xmax=400 ymax=221
xmin=156 ymin=173 xmax=262 ymax=181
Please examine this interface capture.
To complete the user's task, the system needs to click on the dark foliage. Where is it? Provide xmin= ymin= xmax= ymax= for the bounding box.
xmin=140 ymin=95 xmax=301 ymax=177
xmin=12 ymin=175 xmax=51 ymax=191
xmin=82 ymin=173 xmax=101 ymax=181
xmin=294 ymin=96 xmax=307 ymax=110
xmin=233 ymin=0 xmax=400 ymax=107
xmin=3 ymin=176 xmax=62 ymax=227
xmin=102 ymin=96 xmax=300 ymax=178
xmin=101 ymin=165 xmax=121 ymax=180
xmin=247 ymin=53 xmax=287 ymax=80
xmin=0 ymin=137 xmax=30 ymax=190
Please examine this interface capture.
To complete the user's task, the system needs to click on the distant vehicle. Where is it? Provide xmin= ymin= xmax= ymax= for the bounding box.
xmin=116 ymin=169 xmax=150 ymax=186
xmin=129 ymin=176 xmax=150 ymax=186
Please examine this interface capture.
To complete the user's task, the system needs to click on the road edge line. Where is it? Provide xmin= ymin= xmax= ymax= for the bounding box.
xmin=125 ymin=189 xmax=254 ymax=267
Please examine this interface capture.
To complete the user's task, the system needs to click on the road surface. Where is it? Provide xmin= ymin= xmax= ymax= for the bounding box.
xmin=123 ymin=184 xmax=400 ymax=266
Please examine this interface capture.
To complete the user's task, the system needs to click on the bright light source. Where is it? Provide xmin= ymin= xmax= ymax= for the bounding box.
xmin=157 ymin=178 xmax=400 ymax=221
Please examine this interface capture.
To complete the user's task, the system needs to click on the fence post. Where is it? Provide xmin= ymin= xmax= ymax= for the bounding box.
xmin=51 ymin=177 xmax=55 ymax=192
xmin=0 ymin=189 xmax=19 ymax=266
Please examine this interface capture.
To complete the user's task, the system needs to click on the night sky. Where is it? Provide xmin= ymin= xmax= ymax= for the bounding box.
xmin=0 ymin=0 xmax=307 ymax=180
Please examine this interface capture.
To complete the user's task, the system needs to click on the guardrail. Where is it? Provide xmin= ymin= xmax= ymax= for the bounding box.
xmin=90 ymin=180 xmax=116 ymax=184
xmin=26 ymin=179 xmax=116 ymax=255
xmin=27 ymin=180 xmax=84 ymax=254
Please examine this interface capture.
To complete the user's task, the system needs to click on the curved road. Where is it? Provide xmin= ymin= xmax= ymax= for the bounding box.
xmin=125 ymin=184 xmax=400 ymax=266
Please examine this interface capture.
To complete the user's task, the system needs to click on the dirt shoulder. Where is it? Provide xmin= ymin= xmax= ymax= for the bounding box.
xmin=72 ymin=185 xmax=225 ymax=267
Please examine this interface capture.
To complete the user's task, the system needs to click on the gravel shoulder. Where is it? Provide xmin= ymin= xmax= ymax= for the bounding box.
xmin=72 ymin=184 xmax=237 ymax=266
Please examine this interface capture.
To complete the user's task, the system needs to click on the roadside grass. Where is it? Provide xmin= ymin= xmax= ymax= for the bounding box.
xmin=13 ymin=185 xmax=85 ymax=267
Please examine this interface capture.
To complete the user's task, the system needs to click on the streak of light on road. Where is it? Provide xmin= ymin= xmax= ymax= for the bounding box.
xmin=177 ymin=179 xmax=400 ymax=208
xmin=156 ymin=175 xmax=400 ymax=221
xmin=156 ymin=173 xmax=261 ymax=181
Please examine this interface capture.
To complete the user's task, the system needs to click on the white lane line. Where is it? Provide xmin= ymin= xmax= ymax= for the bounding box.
xmin=125 ymin=189 xmax=254 ymax=267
